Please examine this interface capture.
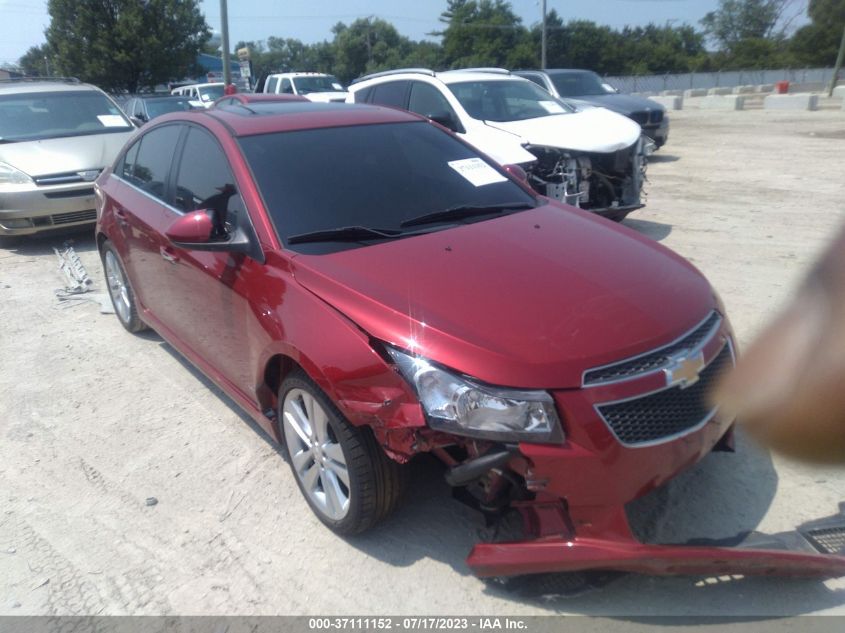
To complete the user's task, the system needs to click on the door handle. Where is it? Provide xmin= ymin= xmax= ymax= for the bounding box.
xmin=114 ymin=206 xmax=129 ymax=227
xmin=160 ymin=246 xmax=179 ymax=264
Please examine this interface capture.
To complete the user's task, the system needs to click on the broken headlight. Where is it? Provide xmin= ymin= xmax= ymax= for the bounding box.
xmin=387 ymin=347 xmax=564 ymax=443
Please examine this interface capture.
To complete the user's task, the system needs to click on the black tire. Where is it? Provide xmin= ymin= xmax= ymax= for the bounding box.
xmin=279 ymin=370 xmax=406 ymax=534
xmin=100 ymin=239 xmax=146 ymax=333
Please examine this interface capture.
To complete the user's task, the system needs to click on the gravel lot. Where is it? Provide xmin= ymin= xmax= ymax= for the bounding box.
xmin=2 ymin=105 xmax=845 ymax=617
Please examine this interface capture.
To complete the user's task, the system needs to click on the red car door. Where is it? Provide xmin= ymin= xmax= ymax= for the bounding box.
xmin=109 ymin=124 xmax=184 ymax=323
xmin=158 ymin=125 xmax=267 ymax=397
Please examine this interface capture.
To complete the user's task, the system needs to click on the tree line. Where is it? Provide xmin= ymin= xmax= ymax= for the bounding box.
xmin=15 ymin=0 xmax=845 ymax=92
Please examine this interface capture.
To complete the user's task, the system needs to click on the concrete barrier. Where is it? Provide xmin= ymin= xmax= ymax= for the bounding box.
xmin=833 ymin=85 xmax=845 ymax=99
xmin=660 ymin=90 xmax=683 ymax=97
xmin=758 ymin=84 xmax=775 ymax=93
xmin=684 ymin=88 xmax=707 ymax=98
xmin=648 ymin=96 xmax=682 ymax=110
xmin=699 ymin=95 xmax=746 ymax=110
xmin=707 ymin=87 xmax=733 ymax=96
xmin=763 ymin=93 xmax=819 ymax=111
xmin=733 ymin=85 xmax=756 ymax=95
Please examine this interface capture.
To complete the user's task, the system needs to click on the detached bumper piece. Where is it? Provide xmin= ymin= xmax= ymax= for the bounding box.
xmin=467 ymin=503 xmax=845 ymax=579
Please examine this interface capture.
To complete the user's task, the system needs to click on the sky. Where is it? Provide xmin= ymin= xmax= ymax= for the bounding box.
xmin=0 ymin=0 xmax=809 ymax=67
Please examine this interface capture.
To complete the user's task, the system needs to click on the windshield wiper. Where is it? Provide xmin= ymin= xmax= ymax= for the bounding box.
xmin=399 ymin=202 xmax=535 ymax=228
xmin=287 ymin=225 xmax=405 ymax=245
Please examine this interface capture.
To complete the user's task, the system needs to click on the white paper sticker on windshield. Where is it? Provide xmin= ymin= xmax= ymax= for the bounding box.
xmin=538 ymin=100 xmax=566 ymax=114
xmin=332 ymin=82 xmax=343 ymax=90
xmin=97 ymin=115 xmax=127 ymax=127
xmin=448 ymin=158 xmax=507 ymax=187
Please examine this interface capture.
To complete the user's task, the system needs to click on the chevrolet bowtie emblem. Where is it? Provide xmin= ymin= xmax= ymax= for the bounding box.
xmin=665 ymin=351 xmax=706 ymax=389
xmin=77 ymin=170 xmax=100 ymax=182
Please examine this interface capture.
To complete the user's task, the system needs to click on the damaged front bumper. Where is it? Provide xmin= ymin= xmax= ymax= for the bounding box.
xmin=467 ymin=502 xmax=845 ymax=579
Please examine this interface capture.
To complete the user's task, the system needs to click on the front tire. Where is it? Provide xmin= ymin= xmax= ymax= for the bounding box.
xmin=100 ymin=240 xmax=146 ymax=333
xmin=279 ymin=371 xmax=406 ymax=534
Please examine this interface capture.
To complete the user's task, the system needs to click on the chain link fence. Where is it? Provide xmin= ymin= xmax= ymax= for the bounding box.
xmin=604 ymin=68 xmax=837 ymax=94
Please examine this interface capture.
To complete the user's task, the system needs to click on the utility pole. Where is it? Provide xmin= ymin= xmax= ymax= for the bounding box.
xmin=220 ymin=0 xmax=232 ymax=86
xmin=541 ymin=0 xmax=547 ymax=70
xmin=828 ymin=23 xmax=845 ymax=97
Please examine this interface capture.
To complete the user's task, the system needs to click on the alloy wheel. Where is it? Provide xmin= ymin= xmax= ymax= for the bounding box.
xmin=104 ymin=250 xmax=131 ymax=325
xmin=282 ymin=388 xmax=351 ymax=521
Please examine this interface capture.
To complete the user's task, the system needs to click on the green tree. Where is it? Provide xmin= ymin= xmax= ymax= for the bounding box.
xmin=700 ymin=0 xmax=791 ymax=50
xmin=438 ymin=0 xmax=534 ymax=68
xmin=790 ymin=0 xmax=845 ymax=65
xmin=45 ymin=0 xmax=210 ymax=92
xmin=18 ymin=44 xmax=55 ymax=76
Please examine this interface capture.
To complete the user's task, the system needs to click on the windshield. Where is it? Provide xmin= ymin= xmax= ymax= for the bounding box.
xmin=292 ymin=75 xmax=344 ymax=94
xmin=550 ymin=72 xmax=609 ymax=97
xmin=238 ymin=121 xmax=536 ymax=254
xmin=198 ymin=85 xmax=225 ymax=102
xmin=145 ymin=97 xmax=195 ymax=118
xmin=447 ymin=79 xmax=574 ymax=122
xmin=0 ymin=90 xmax=132 ymax=142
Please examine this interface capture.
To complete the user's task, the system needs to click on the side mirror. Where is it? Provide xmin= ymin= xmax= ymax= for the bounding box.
xmin=427 ymin=110 xmax=461 ymax=133
xmin=129 ymin=116 xmax=144 ymax=127
xmin=503 ymin=164 xmax=529 ymax=184
xmin=602 ymin=83 xmax=619 ymax=94
xmin=165 ymin=209 xmax=214 ymax=244
xmin=165 ymin=209 xmax=265 ymax=264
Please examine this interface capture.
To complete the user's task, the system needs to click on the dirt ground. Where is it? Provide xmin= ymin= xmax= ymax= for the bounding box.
xmin=2 ymin=104 xmax=845 ymax=617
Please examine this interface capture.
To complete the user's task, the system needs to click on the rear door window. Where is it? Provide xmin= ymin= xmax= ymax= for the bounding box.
xmin=128 ymin=125 xmax=180 ymax=200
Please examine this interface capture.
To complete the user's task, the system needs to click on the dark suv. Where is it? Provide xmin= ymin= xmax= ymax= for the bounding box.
xmin=516 ymin=69 xmax=669 ymax=148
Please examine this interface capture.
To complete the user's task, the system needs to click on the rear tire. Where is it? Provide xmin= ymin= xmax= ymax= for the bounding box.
xmin=279 ymin=370 xmax=406 ymax=534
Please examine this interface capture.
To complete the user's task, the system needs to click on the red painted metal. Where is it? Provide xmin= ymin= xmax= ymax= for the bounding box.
xmin=94 ymin=104 xmax=845 ymax=580
xmin=467 ymin=537 xmax=845 ymax=578
xmin=164 ymin=210 xmax=213 ymax=243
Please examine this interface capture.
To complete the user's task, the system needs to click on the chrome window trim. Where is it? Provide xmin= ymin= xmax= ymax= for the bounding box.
xmin=113 ymin=173 xmax=185 ymax=216
xmin=592 ymin=339 xmax=735 ymax=449
xmin=582 ymin=311 xmax=722 ymax=388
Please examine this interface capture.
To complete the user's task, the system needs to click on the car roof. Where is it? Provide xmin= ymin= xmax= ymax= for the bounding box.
xmin=268 ymin=72 xmax=333 ymax=77
xmin=156 ymin=102 xmax=423 ymax=137
xmin=350 ymin=69 xmax=529 ymax=88
xmin=177 ymin=82 xmax=224 ymax=89
xmin=137 ymin=94 xmax=193 ymax=100
xmin=543 ymin=69 xmax=599 ymax=75
xmin=0 ymin=79 xmax=101 ymax=96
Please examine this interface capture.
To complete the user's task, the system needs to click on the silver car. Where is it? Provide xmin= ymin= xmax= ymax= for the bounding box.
xmin=0 ymin=78 xmax=135 ymax=236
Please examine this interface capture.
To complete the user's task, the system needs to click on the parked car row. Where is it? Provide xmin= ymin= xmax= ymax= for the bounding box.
xmin=6 ymin=75 xmax=843 ymax=586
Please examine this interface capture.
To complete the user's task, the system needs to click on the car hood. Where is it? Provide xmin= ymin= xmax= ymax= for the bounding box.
xmin=573 ymin=93 xmax=666 ymax=117
xmin=484 ymin=107 xmax=641 ymax=153
xmin=291 ymin=204 xmax=715 ymax=388
xmin=303 ymin=91 xmax=349 ymax=103
xmin=0 ymin=132 xmax=134 ymax=178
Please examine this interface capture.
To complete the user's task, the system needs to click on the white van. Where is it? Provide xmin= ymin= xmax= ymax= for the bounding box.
xmin=262 ymin=72 xmax=347 ymax=102
xmin=170 ymin=83 xmax=225 ymax=109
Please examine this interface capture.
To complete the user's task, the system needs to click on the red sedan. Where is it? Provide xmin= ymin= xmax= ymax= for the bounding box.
xmin=94 ymin=102 xmax=845 ymax=584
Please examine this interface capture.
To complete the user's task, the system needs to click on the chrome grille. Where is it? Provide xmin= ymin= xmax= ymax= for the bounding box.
xmin=804 ymin=527 xmax=845 ymax=555
xmin=34 ymin=169 xmax=100 ymax=186
xmin=584 ymin=312 xmax=720 ymax=386
xmin=596 ymin=344 xmax=733 ymax=446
